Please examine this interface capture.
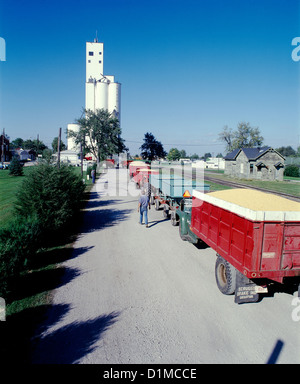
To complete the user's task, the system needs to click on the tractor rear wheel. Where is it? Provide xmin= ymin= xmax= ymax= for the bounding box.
xmin=215 ymin=255 xmax=236 ymax=295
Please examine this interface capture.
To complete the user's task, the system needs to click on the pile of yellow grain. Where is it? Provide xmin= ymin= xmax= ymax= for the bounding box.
xmin=208 ymin=189 xmax=300 ymax=212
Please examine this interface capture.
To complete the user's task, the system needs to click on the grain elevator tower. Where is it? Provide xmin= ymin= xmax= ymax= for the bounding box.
xmin=67 ymin=37 xmax=121 ymax=152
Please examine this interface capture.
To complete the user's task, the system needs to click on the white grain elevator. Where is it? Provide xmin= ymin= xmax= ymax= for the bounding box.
xmin=67 ymin=37 xmax=121 ymax=152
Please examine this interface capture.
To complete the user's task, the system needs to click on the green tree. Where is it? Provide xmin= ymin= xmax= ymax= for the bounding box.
xmin=232 ymin=122 xmax=263 ymax=149
xmin=275 ymin=146 xmax=296 ymax=157
xmin=167 ymin=148 xmax=181 ymax=161
xmin=140 ymin=132 xmax=167 ymax=161
xmin=52 ymin=136 xmax=66 ymax=153
xmin=70 ymin=108 xmax=127 ymax=163
xmin=10 ymin=138 xmax=24 ymax=149
xmin=190 ymin=153 xmax=200 ymax=160
xmin=42 ymin=148 xmax=53 ymax=163
xmin=202 ymin=152 xmax=212 ymax=160
xmin=9 ymin=156 xmax=23 ymax=176
xmin=219 ymin=122 xmax=263 ymax=152
xmin=23 ymin=139 xmax=47 ymax=155
xmin=179 ymin=149 xmax=187 ymax=158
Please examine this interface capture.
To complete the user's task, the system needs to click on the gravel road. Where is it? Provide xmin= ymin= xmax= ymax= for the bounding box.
xmin=31 ymin=168 xmax=300 ymax=364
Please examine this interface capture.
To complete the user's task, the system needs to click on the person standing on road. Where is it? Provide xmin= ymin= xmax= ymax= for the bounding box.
xmin=138 ymin=189 xmax=150 ymax=227
xmin=91 ymin=168 xmax=96 ymax=184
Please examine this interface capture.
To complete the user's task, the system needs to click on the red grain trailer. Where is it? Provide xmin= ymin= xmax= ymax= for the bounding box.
xmin=129 ymin=161 xmax=149 ymax=178
xmin=177 ymin=188 xmax=300 ymax=303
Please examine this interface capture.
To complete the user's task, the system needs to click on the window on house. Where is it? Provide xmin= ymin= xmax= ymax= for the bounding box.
xmin=88 ymin=60 xmax=91 ymax=63
xmin=99 ymin=52 xmax=102 ymax=55
xmin=89 ymin=51 xmax=94 ymax=56
xmin=99 ymin=60 xmax=102 ymax=63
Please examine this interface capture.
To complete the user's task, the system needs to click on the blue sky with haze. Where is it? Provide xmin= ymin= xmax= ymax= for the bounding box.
xmin=0 ymin=0 xmax=299 ymax=156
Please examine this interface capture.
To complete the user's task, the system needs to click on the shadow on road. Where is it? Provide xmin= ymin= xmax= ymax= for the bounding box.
xmin=147 ymin=218 xmax=170 ymax=228
xmin=8 ymin=266 xmax=81 ymax=303
xmin=31 ymin=310 xmax=120 ymax=364
xmin=80 ymin=207 xmax=133 ymax=233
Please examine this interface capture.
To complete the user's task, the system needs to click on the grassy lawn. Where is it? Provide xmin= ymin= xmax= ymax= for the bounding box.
xmin=0 ymin=167 xmax=33 ymax=227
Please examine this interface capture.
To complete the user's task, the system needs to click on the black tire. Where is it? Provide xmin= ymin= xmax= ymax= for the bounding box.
xmin=215 ymin=255 xmax=236 ymax=295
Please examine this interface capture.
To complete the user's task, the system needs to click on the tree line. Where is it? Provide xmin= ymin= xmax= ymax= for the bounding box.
xmin=10 ymin=116 xmax=299 ymax=165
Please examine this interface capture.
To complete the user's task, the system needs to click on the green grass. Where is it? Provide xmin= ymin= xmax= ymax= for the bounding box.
xmin=0 ymin=167 xmax=33 ymax=227
xmin=204 ymin=172 xmax=300 ymax=197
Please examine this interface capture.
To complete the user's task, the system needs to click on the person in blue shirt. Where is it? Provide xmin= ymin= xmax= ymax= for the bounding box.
xmin=138 ymin=189 xmax=150 ymax=227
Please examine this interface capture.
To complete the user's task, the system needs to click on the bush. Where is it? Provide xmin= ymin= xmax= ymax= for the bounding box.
xmin=9 ymin=156 xmax=23 ymax=176
xmin=14 ymin=164 xmax=85 ymax=233
xmin=0 ymin=217 xmax=42 ymax=297
xmin=0 ymin=164 xmax=85 ymax=297
xmin=284 ymin=165 xmax=300 ymax=177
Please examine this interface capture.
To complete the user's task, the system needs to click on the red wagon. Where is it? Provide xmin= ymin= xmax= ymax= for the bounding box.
xmin=178 ymin=188 xmax=300 ymax=303
xmin=129 ymin=161 xmax=149 ymax=179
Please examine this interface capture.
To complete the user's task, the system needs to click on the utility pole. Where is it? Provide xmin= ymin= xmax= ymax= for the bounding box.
xmin=80 ymin=142 xmax=83 ymax=178
xmin=37 ymin=134 xmax=39 ymax=161
xmin=57 ymin=127 xmax=61 ymax=168
xmin=1 ymin=128 xmax=4 ymax=163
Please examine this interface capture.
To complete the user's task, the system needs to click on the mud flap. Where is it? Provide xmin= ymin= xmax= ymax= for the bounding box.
xmin=234 ymin=271 xmax=267 ymax=304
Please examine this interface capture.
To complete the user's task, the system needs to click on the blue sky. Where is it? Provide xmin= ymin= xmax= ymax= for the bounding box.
xmin=0 ymin=0 xmax=300 ymax=157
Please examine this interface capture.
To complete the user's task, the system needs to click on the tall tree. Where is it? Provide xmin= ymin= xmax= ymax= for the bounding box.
xmin=275 ymin=146 xmax=296 ymax=157
xmin=70 ymin=108 xmax=127 ymax=163
xmin=52 ymin=136 xmax=66 ymax=153
xmin=140 ymin=132 xmax=167 ymax=161
xmin=167 ymin=148 xmax=181 ymax=161
xmin=10 ymin=138 xmax=24 ymax=149
xmin=219 ymin=122 xmax=264 ymax=152
xmin=23 ymin=139 xmax=47 ymax=155
xmin=218 ymin=125 xmax=233 ymax=152
xmin=232 ymin=122 xmax=263 ymax=149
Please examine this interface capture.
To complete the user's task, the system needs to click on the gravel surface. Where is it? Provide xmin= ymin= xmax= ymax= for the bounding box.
xmin=31 ymin=169 xmax=300 ymax=364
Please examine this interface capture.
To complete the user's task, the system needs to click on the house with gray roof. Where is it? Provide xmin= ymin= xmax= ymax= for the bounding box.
xmin=224 ymin=146 xmax=285 ymax=181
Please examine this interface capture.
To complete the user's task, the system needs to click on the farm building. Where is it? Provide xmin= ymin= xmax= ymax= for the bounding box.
xmin=224 ymin=146 xmax=285 ymax=181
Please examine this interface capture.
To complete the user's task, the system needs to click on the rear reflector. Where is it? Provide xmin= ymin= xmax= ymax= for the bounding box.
xmin=183 ymin=190 xmax=191 ymax=198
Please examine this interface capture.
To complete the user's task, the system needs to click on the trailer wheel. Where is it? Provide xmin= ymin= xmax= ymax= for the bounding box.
xmin=215 ymin=255 xmax=236 ymax=295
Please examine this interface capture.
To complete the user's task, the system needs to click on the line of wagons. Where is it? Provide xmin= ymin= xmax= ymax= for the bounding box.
xmin=129 ymin=161 xmax=300 ymax=304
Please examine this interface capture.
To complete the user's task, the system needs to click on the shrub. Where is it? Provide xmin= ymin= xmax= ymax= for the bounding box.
xmin=0 ymin=164 xmax=85 ymax=297
xmin=0 ymin=217 xmax=42 ymax=297
xmin=14 ymin=164 xmax=85 ymax=233
xmin=9 ymin=156 xmax=23 ymax=176
xmin=284 ymin=164 xmax=300 ymax=177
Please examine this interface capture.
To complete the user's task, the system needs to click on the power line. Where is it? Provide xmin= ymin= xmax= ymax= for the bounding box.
xmin=124 ymin=139 xmax=223 ymax=147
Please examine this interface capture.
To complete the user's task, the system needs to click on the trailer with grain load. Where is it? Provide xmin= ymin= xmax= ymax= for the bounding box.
xmin=177 ymin=188 xmax=300 ymax=303
xmin=149 ymin=168 xmax=210 ymax=225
